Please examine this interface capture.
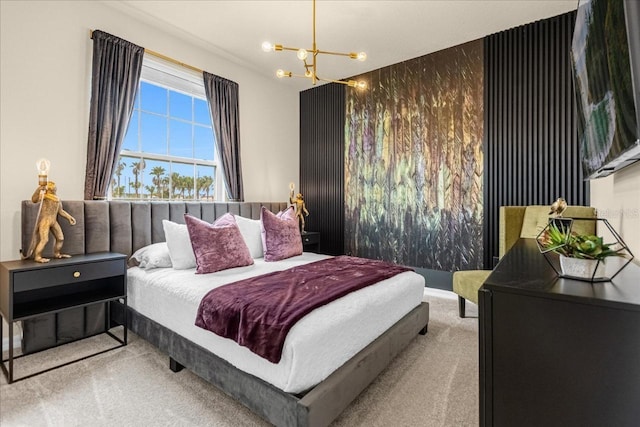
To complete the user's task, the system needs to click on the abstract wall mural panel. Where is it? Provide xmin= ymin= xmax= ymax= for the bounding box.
xmin=344 ymin=40 xmax=484 ymax=271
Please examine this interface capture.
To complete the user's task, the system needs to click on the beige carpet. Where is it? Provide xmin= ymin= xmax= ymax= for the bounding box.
xmin=0 ymin=290 xmax=478 ymax=426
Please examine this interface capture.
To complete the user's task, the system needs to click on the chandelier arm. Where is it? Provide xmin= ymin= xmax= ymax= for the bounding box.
xmin=316 ymin=76 xmax=366 ymax=89
xmin=315 ymin=50 xmax=354 ymax=57
xmin=279 ymin=72 xmax=310 ymax=79
xmin=315 ymin=76 xmax=350 ymax=85
xmin=276 ymin=46 xmax=306 ymax=52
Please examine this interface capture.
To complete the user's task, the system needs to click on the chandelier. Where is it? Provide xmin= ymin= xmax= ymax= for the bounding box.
xmin=261 ymin=0 xmax=367 ymax=89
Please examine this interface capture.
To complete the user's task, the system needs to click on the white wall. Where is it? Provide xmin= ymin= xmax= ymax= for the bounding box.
xmin=590 ymin=161 xmax=640 ymax=265
xmin=0 ymin=1 xmax=300 ymax=261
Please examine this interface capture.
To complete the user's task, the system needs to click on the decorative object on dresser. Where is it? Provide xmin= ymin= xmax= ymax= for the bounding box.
xmin=479 ymin=238 xmax=640 ymax=427
xmin=536 ymin=217 xmax=634 ymax=282
xmin=0 ymin=252 xmax=127 ymax=383
xmin=548 ymin=197 xmax=567 ymax=217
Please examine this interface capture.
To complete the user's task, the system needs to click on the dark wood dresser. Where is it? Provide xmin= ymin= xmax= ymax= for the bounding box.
xmin=479 ymin=239 xmax=640 ymax=427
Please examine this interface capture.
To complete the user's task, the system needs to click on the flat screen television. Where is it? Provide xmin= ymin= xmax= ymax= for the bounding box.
xmin=571 ymin=0 xmax=640 ymax=179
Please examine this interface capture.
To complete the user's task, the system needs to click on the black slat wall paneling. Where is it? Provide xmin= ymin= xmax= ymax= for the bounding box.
xmin=299 ymin=83 xmax=346 ymax=255
xmin=483 ymin=11 xmax=589 ymax=269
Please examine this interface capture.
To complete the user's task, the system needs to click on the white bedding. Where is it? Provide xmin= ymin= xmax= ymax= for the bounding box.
xmin=127 ymin=253 xmax=425 ymax=393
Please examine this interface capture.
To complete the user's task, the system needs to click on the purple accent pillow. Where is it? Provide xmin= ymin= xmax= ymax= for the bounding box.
xmin=261 ymin=206 xmax=303 ymax=262
xmin=184 ymin=213 xmax=254 ymax=274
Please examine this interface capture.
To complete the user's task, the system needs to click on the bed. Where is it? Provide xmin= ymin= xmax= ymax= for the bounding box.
xmin=21 ymin=200 xmax=429 ymax=427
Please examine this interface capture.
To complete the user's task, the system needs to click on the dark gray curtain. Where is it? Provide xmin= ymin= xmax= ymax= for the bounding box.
xmin=203 ymin=72 xmax=244 ymax=201
xmin=84 ymin=30 xmax=143 ymax=200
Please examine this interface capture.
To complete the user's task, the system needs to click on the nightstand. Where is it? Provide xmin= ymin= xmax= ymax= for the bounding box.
xmin=0 ymin=252 xmax=127 ymax=383
xmin=301 ymin=231 xmax=320 ymax=253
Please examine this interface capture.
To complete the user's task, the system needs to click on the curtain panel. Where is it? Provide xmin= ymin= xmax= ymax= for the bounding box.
xmin=84 ymin=30 xmax=143 ymax=200
xmin=203 ymin=72 xmax=244 ymax=201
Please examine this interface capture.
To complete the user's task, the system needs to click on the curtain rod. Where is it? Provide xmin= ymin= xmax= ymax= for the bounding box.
xmin=89 ymin=30 xmax=203 ymax=74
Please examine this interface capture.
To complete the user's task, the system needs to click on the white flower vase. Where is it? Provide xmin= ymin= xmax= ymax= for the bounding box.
xmin=559 ymin=255 xmax=606 ymax=280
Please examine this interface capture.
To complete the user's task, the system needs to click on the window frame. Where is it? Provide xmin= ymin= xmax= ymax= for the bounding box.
xmin=110 ymin=55 xmax=224 ymax=201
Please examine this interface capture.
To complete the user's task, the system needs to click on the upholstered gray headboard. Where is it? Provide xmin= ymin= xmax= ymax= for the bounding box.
xmin=21 ymin=201 xmax=288 ymax=258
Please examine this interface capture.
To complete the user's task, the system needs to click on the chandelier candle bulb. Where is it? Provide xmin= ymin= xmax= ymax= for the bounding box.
xmin=347 ymin=80 xmax=367 ymax=89
xmin=276 ymin=69 xmax=292 ymax=78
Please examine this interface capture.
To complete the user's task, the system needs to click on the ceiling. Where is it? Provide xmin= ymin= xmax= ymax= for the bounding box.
xmin=109 ymin=0 xmax=578 ymax=91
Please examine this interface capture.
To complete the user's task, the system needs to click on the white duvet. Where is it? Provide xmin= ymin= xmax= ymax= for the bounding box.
xmin=127 ymin=252 xmax=425 ymax=393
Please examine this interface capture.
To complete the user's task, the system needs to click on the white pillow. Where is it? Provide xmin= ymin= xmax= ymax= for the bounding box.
xmin=234 ymin=215 xmax=264 ymax=258
xmin=129 ymin=242 xmax=173 ymax=269
xmin=162 ymin=220 xmax=196 ymax=269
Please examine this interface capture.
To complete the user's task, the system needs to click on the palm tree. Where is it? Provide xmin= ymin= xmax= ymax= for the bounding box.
xmin=183 ymin=176 xmax=194 ymax=199
xmin=150 ymin=166 xmax=166 ymax=198
xmin=145 ymin=185 xmax=156 ymax=198
xmin=131 ymin=160 xmax=146 ymax=198
xmin=170 ymin=172 xmax=181 ymax=198
xmin=129 ymin=180 xmax=142 ymax=197
xmin=114 ymin=159 xmax=126 ymax=197
xmin=161 ymin=176 xmax=170 ymax=198
xmin=197 ymin=176 xmax=214 ymax=199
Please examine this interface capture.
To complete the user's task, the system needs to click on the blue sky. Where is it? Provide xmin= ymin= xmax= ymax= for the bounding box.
xmin=115 ymin=81 xmax=216 ymax=198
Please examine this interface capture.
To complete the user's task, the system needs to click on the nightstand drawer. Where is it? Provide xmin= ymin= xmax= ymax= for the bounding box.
xmin=13 ymin=259 xmax=124 ymax=292
xmin=302 ymin=233 xmax=320 ymax=245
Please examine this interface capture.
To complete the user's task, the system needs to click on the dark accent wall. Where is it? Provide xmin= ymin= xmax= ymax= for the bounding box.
xmin=300 ymin=11 xmax=588 ymax=272
xmin=483 ymin=11 xmax=589 ymax=268
xmin=299 ymin=83 xmax=345 ymax=255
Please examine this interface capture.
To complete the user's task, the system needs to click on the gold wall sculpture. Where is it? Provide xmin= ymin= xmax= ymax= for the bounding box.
xmin=344 ymin=40 xmax=484 ymax=271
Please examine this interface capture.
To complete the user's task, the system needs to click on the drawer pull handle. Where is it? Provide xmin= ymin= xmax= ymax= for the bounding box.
xmin=73 ymin=271 xmax=81 ymax=278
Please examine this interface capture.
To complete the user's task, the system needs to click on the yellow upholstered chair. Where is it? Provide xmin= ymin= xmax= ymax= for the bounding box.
xmin=453 ymin=205 xmax=597 ymax=317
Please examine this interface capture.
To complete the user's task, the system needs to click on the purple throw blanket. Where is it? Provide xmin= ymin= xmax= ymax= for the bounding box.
xmin=195 ymin=256 xmax=412 ymax=363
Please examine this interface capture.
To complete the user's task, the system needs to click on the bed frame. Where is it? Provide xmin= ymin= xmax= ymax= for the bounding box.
xmin=21 ymin=200 xmax=429 ymax=427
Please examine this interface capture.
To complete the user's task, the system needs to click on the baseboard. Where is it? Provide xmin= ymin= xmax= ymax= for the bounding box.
xmin=414 ymin=268 xmax=453 ymax=291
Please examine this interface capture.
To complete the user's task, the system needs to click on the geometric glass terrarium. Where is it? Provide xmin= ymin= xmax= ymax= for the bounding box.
xmin=536 ymin=217 xmax=635 ymax=282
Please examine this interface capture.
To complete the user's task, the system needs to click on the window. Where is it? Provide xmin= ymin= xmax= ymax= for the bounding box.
xmin=111 ymin=56 xmax=221 ymax=200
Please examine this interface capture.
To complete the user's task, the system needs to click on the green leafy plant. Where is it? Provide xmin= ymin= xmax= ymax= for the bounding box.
xmin=539 ymin=222 xmax=626 ymax=261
